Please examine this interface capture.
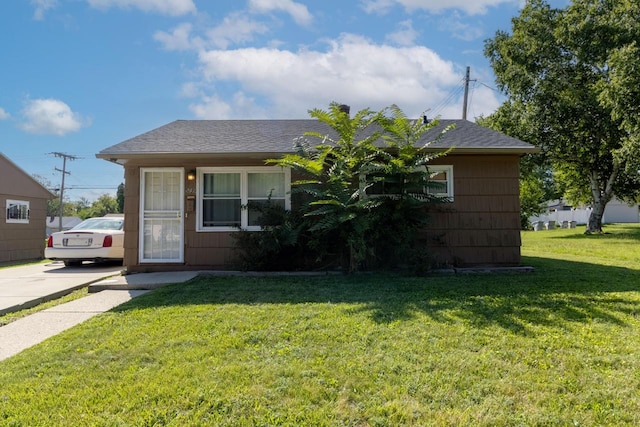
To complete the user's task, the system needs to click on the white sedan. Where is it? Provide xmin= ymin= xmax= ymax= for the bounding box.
xmin=45 ymin=216 xmax=124 ymax=267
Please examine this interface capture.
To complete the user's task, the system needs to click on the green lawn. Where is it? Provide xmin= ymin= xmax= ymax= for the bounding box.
xmin=2 ymin=225 xmax=640 ymax=426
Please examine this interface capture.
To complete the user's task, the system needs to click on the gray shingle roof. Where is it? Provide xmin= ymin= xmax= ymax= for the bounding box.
xmin=96 ymin=119 xmax=537 ymax=161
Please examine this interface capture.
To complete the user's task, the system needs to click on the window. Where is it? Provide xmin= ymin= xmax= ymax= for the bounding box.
xmin=426 ymin=165 xmax=454 ymax=199
xmin=363 ymin=165 xmax=454 ymax=200
xmin=197 ymin=167 xmax=290 ymax=231
xmin=6 ymin=200 xmax=30 ymax=224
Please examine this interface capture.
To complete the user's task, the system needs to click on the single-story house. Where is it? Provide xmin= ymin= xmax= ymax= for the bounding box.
xmin=0 ymin=153 xmax=55 ymax=263
xmin=96 ymin=118 xmax=537 ymax=273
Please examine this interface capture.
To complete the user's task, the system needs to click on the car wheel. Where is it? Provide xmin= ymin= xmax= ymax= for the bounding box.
xmin=64 ymin=260 xmax=83 ymax=267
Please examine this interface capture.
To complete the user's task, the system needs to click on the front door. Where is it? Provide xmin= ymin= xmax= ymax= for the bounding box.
xmin=139 ymin=168 xmax=184 ymax=263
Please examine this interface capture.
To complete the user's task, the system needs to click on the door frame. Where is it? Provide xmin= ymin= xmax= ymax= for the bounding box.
xmin=138 ymin=167 xmax=185 ymax=263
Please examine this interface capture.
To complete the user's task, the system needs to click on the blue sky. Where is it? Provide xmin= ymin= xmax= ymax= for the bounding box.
xmin=0 ymin=0 xmax=568 ymax=202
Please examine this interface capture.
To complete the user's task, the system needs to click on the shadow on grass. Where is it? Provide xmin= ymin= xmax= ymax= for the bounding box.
xmin=112 ymin=256 xmax=640 ymax=335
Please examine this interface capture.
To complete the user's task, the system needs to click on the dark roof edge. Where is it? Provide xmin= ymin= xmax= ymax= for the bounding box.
xmin=96 ymin=146 xmax=540 ymax=163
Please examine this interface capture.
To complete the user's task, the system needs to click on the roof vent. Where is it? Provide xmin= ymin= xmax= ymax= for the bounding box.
xmin=338 ymin=104 xmax=350 ymax=115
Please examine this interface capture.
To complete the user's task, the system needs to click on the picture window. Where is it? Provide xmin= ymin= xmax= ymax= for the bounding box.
xmin=6 ymin=200 xmax=30 ymax=224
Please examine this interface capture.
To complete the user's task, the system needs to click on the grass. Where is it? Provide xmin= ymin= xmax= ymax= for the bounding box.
xmin=0 ymin=287 xmax=90 ymax=326
xmin=2 ymin=224 xmax=640 ymax=425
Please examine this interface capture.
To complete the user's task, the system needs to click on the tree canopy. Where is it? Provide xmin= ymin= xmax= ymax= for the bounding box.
xmin=484 ymin=0 xmax=640 ymax=233
xmin=32 ymin=174 xmax=123 ymax=220
xmin=476 ymin=101 xmax=559 ymax=229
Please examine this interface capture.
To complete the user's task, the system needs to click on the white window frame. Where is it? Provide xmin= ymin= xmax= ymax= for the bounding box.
xmin=427 ymin=165 xmax=454 ymax=199
xmin=6 ymin=199 xmax=30 ymax=224
xmin=361 ymin=165 xmax=454 ymax=200
xmin=196 ymin=166 xmax=291 ymax=232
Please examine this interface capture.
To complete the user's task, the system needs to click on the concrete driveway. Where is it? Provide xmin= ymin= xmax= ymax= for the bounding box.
xmin=0 ymin=261 xmax=124 ymax=315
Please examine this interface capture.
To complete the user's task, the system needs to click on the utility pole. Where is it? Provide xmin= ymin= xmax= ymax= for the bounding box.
xmin=50 ymin=152 xmax=78 ymax=232
xmin=462 ymin=66 xmax=477 ymax=120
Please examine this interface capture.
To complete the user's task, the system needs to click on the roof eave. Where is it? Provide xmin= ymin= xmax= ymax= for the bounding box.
xmin=96 ymin=146 xmax=540 ymax=165
xmin=438 ymin=146 xmax=540 ymax=155
xmin=96 ymin=151 xmax=297 ymax=165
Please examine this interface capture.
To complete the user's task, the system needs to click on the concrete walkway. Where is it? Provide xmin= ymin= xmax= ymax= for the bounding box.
xmin=0 ymin=290 xmax=149 ymax=361
xmin=0 ymin=264 xmax=199 ymax=362
xmin=0 ymin=261 xmax=124 ymax=315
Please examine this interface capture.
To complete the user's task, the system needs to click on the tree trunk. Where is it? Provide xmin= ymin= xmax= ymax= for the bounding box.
xmin=586 ymin=199 xmax=606 ymax=233
xmin=585 ymin=168 xmax=618 ymax=234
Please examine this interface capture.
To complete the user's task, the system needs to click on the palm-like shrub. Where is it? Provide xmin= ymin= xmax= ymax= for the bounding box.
xmin=269 ymin=103 xmax=453 ymax=272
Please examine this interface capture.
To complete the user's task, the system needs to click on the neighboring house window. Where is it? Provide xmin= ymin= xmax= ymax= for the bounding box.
xmin=363 ymin=165 xmax=454 ymax=200
xmin=6 ymin=200 xmax=30 ymax=224
xmin=197 ymin=167 xmax=291 ymax=231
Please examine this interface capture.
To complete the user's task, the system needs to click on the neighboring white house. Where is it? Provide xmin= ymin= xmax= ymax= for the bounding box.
xmin=602 ymin=199 xmax=640 ymax=223
xmin=531 ymin=198 xmax=639 ymax=228
xmin=46 ymin=216 xmax=83 ymax=236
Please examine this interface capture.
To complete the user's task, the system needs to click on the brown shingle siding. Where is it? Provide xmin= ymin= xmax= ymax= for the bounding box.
xmin=103 ymin=120 xmax=533 ymax=272
xmin=424 ymin=154 xmax=522 ymax=267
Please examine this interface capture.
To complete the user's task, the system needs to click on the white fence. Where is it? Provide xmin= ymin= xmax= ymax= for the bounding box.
xmin=530 ymin=199 xmax=639 ymax=230
xmin=530 ymin=208 xmax=591 ymax=227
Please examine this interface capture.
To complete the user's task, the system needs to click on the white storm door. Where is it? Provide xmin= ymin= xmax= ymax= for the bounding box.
xmin=139 ymin=168 xmax=184 ymax=263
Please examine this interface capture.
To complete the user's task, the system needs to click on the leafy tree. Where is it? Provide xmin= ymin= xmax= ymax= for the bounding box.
xmin=484 ymin=0 xmax=640 ymax=233
xmin=86 ymin=194 xmax=119 ymax=218
xmin=116 ymin=183 xmax=125 ymax=213
xmin=32 ymin=174 xmax=122 ymax=221
xmin=477 ymin=101 xmax=560 ymax=229
xmin=72 ymin=197 xmax=92 ymax=218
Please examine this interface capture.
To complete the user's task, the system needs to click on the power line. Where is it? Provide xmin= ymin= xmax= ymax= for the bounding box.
xmin=66 ymin=186 xmax=119 ymax=190
xmin=427 ymin=69 xmax=500 ymax=121
xmin=468 ymin=81 xmax=477 ymax=119
xmin=477 ymin=81 xmax=499 ymax=92
xmin=429 ymin=79 xmax=465 ymax=118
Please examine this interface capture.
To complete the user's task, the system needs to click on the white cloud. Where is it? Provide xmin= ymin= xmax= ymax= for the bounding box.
xmin=189 ymin=93 xmax=233 ymax=119
xmin=31 ymin=0 xmax=57 ymax=20
xmin=155 ymin=14 xmax=271 ymax=51
xmin=439 ymin=11 xmax=484 ymax=41
xmin=154 ymin=2 xmax=311 ymax=52
xmin=189 ymin=91 xmax=267 ymax=119
xmin=386 ymin=20 xmax=419 ymax=46
xmin=85 ymin=0 xmax=196 ymax=16
xmin=362 ymin=0 xmax=519 ymax=15
xmin=31 ymin=0 xmax=195 ymax=18
xmin=0 ymin=107 xmax=10 ymax=120
xmin=192 ymin=33 xmax=490 ymax=119
xmin=205 ymin=12 xmax=270 ymax=49
xmin=360 ymin=0 xmax=396 ymax=15
xmin=179 ymin=82 xmax=201 ymax=98
xmin=154 ymin=23 xmax=200 ymax=51
xmin=19 ymin=99 xmax=87 ymax=136
xmin=248 ymin=0 xmax=313 ymax=26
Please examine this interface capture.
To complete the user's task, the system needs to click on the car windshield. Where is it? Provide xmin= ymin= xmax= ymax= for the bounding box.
xmin=72 ymin=218 xmax=123 ymax=231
